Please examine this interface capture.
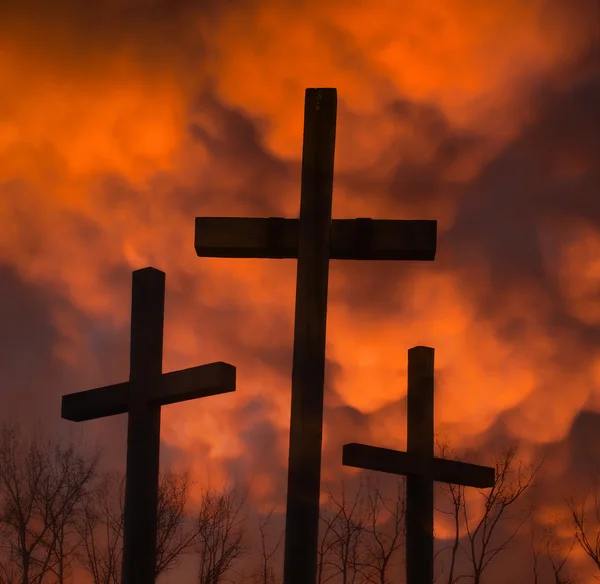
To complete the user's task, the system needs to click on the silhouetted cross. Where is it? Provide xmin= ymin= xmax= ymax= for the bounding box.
xmin=194 ymin=88 xmax=438 ymax=584
xmin=343 ymin=346 xmax=495 ymax=584
xmin=61 ymin=267 xmax=236 ymax=584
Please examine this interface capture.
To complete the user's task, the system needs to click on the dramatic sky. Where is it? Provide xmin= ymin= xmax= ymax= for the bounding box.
xmin=1 ymin=0 xmax=599 ymax=581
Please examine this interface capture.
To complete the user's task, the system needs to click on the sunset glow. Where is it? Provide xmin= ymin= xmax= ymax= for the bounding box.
xmin=1 ymin=0 xmax=599 ymax=581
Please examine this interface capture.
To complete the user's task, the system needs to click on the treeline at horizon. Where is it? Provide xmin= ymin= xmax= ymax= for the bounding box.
xmin=0 ymin=420 xmax=598 ymax=584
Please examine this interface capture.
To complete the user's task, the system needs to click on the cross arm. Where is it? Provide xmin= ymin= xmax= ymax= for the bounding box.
xmin=195 ymin=217 xmax=437 ymax=260
xmin=62 ymin=362 xmax=236 ymax=422
xmin=62 ymin=382 xmax=128 ymax=421
xmin=332 ymin=219 xmax=436 ymax=260
xmin=343 ymin=443 xmax=495 ymax=488
xmin=195 ymin=217 xmax=296 ymax=259
xmin=157 ymin=361 xmax=236 ymax=406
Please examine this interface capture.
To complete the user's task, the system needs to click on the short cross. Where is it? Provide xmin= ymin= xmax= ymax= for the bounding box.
xmin=194 ymin=88 xmax=438 ymax=584
xmin=61 ymin=267 xmax=236 ymax=584
xmin=343 ymin=346 xmax=495 ymax=584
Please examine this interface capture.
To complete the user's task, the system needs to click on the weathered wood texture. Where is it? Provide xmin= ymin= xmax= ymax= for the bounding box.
xmin=121 ymin=267 xmax=164 ymax=584
xmin=406 ymin=346 xmax=435 ymax=584
xmin=195 ymin=217 xmax=436 ymax=260
xmin=281 ymin=88 xmax=336 ymax=584
xmin=193 ymin=87 xmax=439 ymax=584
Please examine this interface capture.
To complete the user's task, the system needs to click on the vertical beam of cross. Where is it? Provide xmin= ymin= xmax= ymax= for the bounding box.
xmin=407 ymin=346 xmax=435 ymax=584
xmin=193 ymin=88 xmax=438 ymax=584
xmin=121 ymin=268 xmax=163 ymax=584
xmin=342 ymin=346 xmax=495 ymax=584
xmin=61 ymin=267 xmax=237 ymax=584
xmin=283 ymin=89 xmax=337 ymax=584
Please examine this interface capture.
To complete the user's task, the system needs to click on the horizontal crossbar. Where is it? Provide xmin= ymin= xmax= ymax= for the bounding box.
xmin=343 ymin=443 xmax=495 ymax=488
xmin=195 ymin=217 xmax=436 ymax=261
xmin=62 ymin=362 xmax=236 ymax=422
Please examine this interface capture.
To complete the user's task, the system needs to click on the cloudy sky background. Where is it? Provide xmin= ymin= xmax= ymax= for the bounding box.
xmin=1 ymin=0 xmax=599 ymax=581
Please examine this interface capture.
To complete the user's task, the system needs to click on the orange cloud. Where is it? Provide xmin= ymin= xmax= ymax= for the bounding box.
xmin=1 ymin=0 xmax=599 ymax=580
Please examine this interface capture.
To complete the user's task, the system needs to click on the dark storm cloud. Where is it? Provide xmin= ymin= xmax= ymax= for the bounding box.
xmin=318 ymin=47 xmax=600 ymax=530
xmin=0 ymin=263 xmax=64 ymax=417
xmin=335 ymin=97 xmax=484 ymax=213
xmin=447 ymin=54 xmax=600 ymax=280
xmin=227 ymin=397 xmax=288 ymax=491
xmin=327 ymin=97 xmax=485 ymax=319
xmin=326 ymin=45 xmax=600 ymax=364
xmin=0 ymin=260 xmax=133 ymax=468
xmin=0 ymin=0 xmax=215 ymax=49
xmin=183 ymin=93 xmax=295 ymax=216
xmin=537 ymin=410 xmax=600 ymax=502
xmin=441 ymin=50 xmax=600 ymax=385
xmin=386 ymin=98 xmax=484 ymax=212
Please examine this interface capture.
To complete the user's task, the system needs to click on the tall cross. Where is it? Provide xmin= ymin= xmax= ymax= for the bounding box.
xmin=343 ymin=346 xmax=495 ymax=584
xmin=61 ymin=267 xmax=236 ymax=584
xmin=194 ymin=88 xmax=437 ymax=584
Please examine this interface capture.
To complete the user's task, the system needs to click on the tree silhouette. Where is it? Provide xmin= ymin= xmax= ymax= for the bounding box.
xmin=316 ymin=477 xmax=405 ymax=584
xmin=567 ymin=469 xmax=600 ymax=579
xmin=355 ymin=477 xmax=405 ymax=584
xmin=195 ymin=487 xmax=247 ymax=584
xmin=0 ymin=423 xmax=99 ymax=584
xmin=436 ymin=442 xmax=543 ymax=584
xmin=530 ymin=511 xmax=577 ymax=584
xmin=76 ymin=469 xmax=201 ymax=583
xmin=251 ymin=507 xmax=283 ymax=584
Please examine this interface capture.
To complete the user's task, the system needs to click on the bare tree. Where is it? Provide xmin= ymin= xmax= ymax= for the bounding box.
xmin=530 ymin=511 xmax=545 ymax=584
xmin=318 ymin=482 xmax=367 ymax=584
xmin=0 ymin=423 xmax=99 ymax=584
xmin=357 ymin=476 xmax=405 ymax=584
xmin=546 ymin=528 xmax=577 ymax=584
xmin=317 ymin=498 xmax=342 ymax=584
xmin=75 ymin=471 xmax=123 ymax=584
xmin=435 ymin=440 xmax=466 ymax=584
xmin=251 ymin=507 xmax=283 ymax=584
xmin=77 ymin=469 xmax=200 ymax=583
xmin=0 ymin=560 xmax=18 ymax=584
xmin=439 ymin=479 xmax=463 ymax=584
xmin=156 ymin=470 xmax=202 ymax=574
xmin=45 ymin=438 xmax=101 ymax=584
xmin=568 ymin=469 xmax=600 ymax=577
xmin=0 ymin=526 xmax=19 ymax=584
xmin=437 ymin=443 xmax=543 ymax=584
xmin=195 ymin=487 xmax=247 ymax=584
xmin=530 ymin=511 xmax=577 ymax=584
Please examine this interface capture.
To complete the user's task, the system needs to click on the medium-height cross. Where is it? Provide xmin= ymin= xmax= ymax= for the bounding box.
xmin=194 ymin=88 xmax=437 ymax=584
xmin=343 ymin=346 xmax=496 ymax=584
xmin=61 ymin=267 xmax=236 ymax=584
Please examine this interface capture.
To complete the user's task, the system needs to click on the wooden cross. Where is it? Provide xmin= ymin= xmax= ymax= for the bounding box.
xmin=194 ymin=88 xmax=437 ymax=584
xmin=343 ymin=346 xmax=495 ymax=584
xmin=61 ymin=267 xmax=236 ymax=584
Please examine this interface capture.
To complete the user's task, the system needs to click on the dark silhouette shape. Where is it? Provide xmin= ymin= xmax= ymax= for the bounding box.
xmin=61 ymin=267 xmax=236 ymax=584
xmin=194 ymin=88 xmax=437 ymax=584
xmin=343 ymin=346 xmax=495 ymax=584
